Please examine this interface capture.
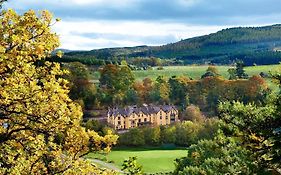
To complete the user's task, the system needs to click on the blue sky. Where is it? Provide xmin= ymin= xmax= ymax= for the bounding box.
xmin=4 ymin=0 xmax=281 ymax=50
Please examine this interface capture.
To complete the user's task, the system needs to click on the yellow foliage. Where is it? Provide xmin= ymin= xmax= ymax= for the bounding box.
xmin=0 ymin=9 xmax=118 ymax=174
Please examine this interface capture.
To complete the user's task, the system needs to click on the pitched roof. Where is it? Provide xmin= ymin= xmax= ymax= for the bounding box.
xmin=108 ymin=105 xmax=177 ymax=117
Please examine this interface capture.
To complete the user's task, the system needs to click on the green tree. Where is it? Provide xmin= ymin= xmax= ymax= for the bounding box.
xmin=218 ymin=95 xmax=281 ymax=172
xmin=122 ymin=157 xmax=143 ymax=175
xmin=174 ymin=133 xmax=256 ymax=175
xmin=235 ymin=61 xmax=249 ymax=79
xmin=119 ymin=128 xmax=145 ymax=146
xmin=175 ymin=121 xmax=202 ymax=146
xmin=149 ymin=76 xmax=170 ymax=104
xmin=161 ymin=126 xmax=176 ymax=144
xmin=228 ymin=67 xmax=237 ymax=80
xmin=63 ymin=62 xmax=97 ymax=109
xmin=169 ymin=76 xmax=189 ymax=107
xmin=0 ymin=9 xmax=118 ymax=174
xmin=143 ymin=126 xmax=161 ymax=145
xmin=99 ymin=64 xmax=135 ymax=105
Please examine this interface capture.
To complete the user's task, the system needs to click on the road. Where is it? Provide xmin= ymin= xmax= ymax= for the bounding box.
xmin=89 ymin=158 xmax=124 ymax=173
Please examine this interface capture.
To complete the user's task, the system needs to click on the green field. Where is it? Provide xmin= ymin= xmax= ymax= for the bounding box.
xmin=133 ymin=64 xmax=280 ymax=81
xmin=90 ymin=64 xmax=280 ymax=91
xmin=91 ymin=64 xmax=280 ymax=81
xmin=86 ymin=148 xmax=187 ymax=173
xmin=133 ymin=65 xmax=231 ymax=80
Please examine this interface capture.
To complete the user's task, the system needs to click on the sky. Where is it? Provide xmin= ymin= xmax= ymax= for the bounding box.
xmin=4 ymin=0 xmax=281 ymax=50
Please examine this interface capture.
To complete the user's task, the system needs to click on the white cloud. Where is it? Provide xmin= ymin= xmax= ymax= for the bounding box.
xmin=53 ymin=20 xmax=230 ymax=50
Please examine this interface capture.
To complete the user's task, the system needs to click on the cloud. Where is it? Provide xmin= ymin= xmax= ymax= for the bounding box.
xmin=53 ymin=20 xmax=228 ymax=50
xmin=3 ymin=0 xmax=281 ymax=50
xmin=5 ymin=0 xmax=281 ymax=24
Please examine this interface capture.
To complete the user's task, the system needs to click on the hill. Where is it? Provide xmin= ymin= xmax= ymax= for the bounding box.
xmin=61 ymin=24 xmax=281 ymax=66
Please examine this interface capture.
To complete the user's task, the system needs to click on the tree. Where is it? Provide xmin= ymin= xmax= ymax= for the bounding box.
xmin=122 ymin=157 xmax=143 ymax=175
xmin=175 ymin=121 xmax=202 ymax=146
xmin=63 ymin=62 xmax=97 ymax=110
xmin=133 ymin=78 xmax=154 ymax=104
xmin=228 ymin=68 xmax=237 ymax=80
xmin=169 ymin=76 xmax=189 ymax=107
xmin=174 ymin=133 xmax=256 ymax=175
xmin=218 ymin=90 xmax=281 ymax=173
xmin=201 ymin=66 xmax=220 ymax=79
xmin=0 ymin=9 xmax=118 ymax=174
xmin=183 ymin=105 xmax=204 ymax=123
xmin=209 ymin=65 xmax=280 ymax=173
xmin=119 ymin=128 xmax=145 ymax=146
xmin=149 ymin=76 xmax=170 ymax=104
xmin=99 ymin=64 xmax=135 ymax=105
xmin=143 ymin=126 xmax=161 ymax=145
xmin=161 ymin=125 xmax=176 ymax=144
xmin=235 ymin=61 xmax=249 ymax=79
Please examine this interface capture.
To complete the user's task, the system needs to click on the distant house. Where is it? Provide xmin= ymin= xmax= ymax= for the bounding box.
xmin=107 ymin=105 xmax=179 ymax=130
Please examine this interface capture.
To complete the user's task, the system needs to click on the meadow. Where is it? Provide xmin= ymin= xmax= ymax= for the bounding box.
xmin=86 ymin=148 xmax=187 ymax=173
xmin=91 ymin=64 xmax=280 ymax=81
xmin=133 ymin=64 xmax=280 ymax=81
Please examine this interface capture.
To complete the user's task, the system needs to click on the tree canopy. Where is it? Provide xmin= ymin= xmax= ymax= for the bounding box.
xmin=0 ymin=9 xmax=118 ymax=174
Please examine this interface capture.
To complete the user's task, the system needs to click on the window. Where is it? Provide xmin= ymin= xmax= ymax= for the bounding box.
xmin=118 ymin=121 xmax=121 ymax=125
xmin=118 ymin=117 xmax=121 ymax=120
xmin=171 ymin=114 xmax=175 ymax=122
xmin=144 ymin=118 xmax=147 ymax=122
xmin=139 ymin=119 xmax=141 ymax=122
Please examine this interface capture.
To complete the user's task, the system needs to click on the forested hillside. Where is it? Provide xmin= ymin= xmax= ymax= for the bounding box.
xmin=60 ymin=24 xmax=281 ymax=65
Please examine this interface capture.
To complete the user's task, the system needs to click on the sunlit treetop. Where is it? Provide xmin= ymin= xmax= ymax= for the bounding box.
xmin=0 ymin=9 xmax=118 ymax=175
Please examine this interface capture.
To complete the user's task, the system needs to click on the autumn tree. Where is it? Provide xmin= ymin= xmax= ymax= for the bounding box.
xmin=175 ymin=65 xmax=281 ymax=174
xmin=133 ymin=78 xmax=154 ymax=104
xmin=183 ymin=105 xmax=204 ymax=123
xmin=218 ymin=68 xmax=281 ymax=173
xmin=201 ymin=66 xmax=220 ymax=79
xmin=63 ymin=62 xmax=97 ymax=109
xmin=0 ymin=9 xmax=118 ymax=174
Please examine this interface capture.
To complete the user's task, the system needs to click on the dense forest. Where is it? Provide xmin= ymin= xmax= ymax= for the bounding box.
xmin=57 ymin=24 xmax=281 ymax=66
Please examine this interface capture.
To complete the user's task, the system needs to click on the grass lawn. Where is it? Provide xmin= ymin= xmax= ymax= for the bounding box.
xmin=133 ymin=65 xmax=232 ymax=80
xmin=133 ymin=64 xmax=280 ymax=81
xmin=85 ymin=147 xmax=187 ymax=173
xmin=91 ymin=64 xmax=280 ymax=81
